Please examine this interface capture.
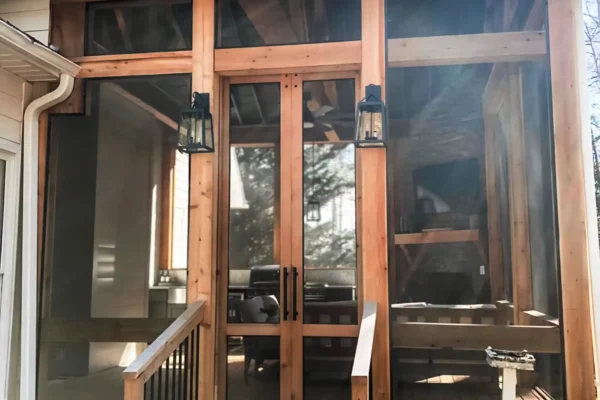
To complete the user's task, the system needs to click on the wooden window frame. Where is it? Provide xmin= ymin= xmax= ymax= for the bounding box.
xmin=43 ymin=0 xmax=597 ymax=398
xmin=0 ymin=138 xmax=21 ymax=400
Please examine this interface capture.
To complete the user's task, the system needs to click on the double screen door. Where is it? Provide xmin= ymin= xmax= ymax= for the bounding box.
xmin=218 ymin=72 xmax=361 ymax=400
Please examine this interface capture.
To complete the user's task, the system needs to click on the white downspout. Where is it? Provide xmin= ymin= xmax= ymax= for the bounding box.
xmin=21 ymin=74 xmax=75 ymax=400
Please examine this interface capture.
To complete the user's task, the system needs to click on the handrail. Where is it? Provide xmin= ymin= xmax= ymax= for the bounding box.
xmin=123 ymin=300 xmax=207 ymax=400
xmin=351 ymin=301 xmax=377 ymax=400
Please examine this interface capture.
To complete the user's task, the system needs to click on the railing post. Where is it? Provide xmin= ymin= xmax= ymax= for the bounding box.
xmin=124 ymin=378 xmax=144 ymax=400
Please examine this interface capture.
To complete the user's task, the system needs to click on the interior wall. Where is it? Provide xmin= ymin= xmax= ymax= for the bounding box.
xmin=87 ymin=84 xmax=159 ymax=373
xmin=0 ymin=0 xmax=50 ymax=44
xmin=47 ymin=115 xmax=98 ymax=378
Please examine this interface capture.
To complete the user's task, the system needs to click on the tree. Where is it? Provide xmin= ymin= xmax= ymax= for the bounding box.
xmin=584 ymin=0 xmax=600 ymax=234
xmin=229 ymin=143 xmax=356 ymax=269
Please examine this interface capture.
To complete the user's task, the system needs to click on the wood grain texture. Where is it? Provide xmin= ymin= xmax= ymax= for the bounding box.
xmin=548 ymin=0 xmax=596 ymax=398
xmin=160 ymin=145 xmax=176 ymax=270
xmin=359 ymin=1 xmax=390 ymax=399
xmin=215 ymin=41 xmax=361 ymax=76
xmin=352 ymin=302 xmax=377 ymax=379
xmin=188 ymin=2 xmax=217 ymax=400
xmin=392 ymin=323 xmax=561 ymax=354
xmin=395 ymin=229 xmax=479 ymax=245
xmin=388 ymin=31 xmax=546 ymax=68
xmin=290 ymin=73 xmax=304 ymax=400
xmin=506 ymin=65 xmax=533 ymax=325
xmin=49 ymin=3 xmax=84 ymax=113
xmin=122 ymin=300 xmax=206 ymax=381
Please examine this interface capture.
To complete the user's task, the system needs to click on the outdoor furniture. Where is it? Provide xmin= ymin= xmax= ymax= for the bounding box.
xmin=485 ymin=347 xmax=535 ymax=400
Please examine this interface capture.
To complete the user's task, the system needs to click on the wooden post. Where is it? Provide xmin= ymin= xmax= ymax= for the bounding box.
xmin=506 ymin=65 xmax=533 ymax=325
xmin=547 ymin=0 xmax=597 ymax=398
xmin=358 ymin=1 xmax=390 ymax=399
xmin=188 ymin=0 xmax=218 ymax=399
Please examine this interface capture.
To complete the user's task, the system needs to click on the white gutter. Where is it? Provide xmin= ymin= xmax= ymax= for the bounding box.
xmin=21 ymin=74 xmax=75 ymax=400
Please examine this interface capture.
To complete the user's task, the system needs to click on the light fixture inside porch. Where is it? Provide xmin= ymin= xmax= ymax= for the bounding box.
xmin=178 ymin=92 xmax=214 ymax=154
xmin=354 ymin=84 xmax=387 ymax=148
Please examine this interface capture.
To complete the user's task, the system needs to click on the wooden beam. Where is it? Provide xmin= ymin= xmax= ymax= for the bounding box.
xmin=237 ymin=0 xmax=298 ymax=44
xmin=50 ymin=3 xmax=85 ymax=113
xmin=548 ymin=0 xmax=596 ymax=398
xmin=359 ymin=1 xmax=389 ymax=399
xmin=395 ymin=229 xmax=479 ymax=245
xmin=391 ymin=323 xmax=561 ymax=354
xmin=114 ymin=8 xmax=133 ymax=52
xmin=40 ymin=318 xmax=175 ymax=343
xmin=214 ymin=41 xmax=361 ymax=76
xmin=160 ymin=144 xmax=176 ymax=270
xmin=351 ymin=302 xmax=377 ymax=400
xmin=391 ymin=304 xmax=499 ymax=324
xmin=521 ymin=310 xmax=560 ymax=327
xmin=188 ymin=2 xmax=217 ymax=400
xmin=73 ymin=51 xmax=193 ymax=78
xmin=104 ymin=83 xmax=179 ymax=129
xmin=388 ymin=31 xmax=546 ymax=68
xmin=506 ymin=64 xmax=533 ymax=325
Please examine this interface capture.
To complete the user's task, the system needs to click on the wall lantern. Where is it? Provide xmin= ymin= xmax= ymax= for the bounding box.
xmin=354 ymin=84 xmax=387 ymax=148
xmin=178 ymin=92 xmax=214 ymax=154
xmin=306 ymin=199 xmax=322 ymax=222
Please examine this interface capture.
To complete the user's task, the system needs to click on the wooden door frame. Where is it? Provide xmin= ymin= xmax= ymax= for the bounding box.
xmin=216 ymin=71 xmax=361 ymax=400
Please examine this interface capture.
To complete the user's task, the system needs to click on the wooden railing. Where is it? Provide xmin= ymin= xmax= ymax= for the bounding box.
xmin=351 ymin=301 xmax=377 ymax=400
xmin=123 ymin=300 xmax=207 ymax=400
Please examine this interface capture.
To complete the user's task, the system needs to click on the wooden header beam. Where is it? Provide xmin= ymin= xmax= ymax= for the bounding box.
xmin=215 ymin=41 xmax=361 ymax=76
xmin=71 ymin=31 xmax=547 ymax=79
xmin=387 ymin=31 xmax=546 ymax=68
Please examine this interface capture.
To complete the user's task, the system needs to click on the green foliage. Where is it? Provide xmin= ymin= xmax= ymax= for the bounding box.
xmin=228 ymin=143 xmax=356 ymax=269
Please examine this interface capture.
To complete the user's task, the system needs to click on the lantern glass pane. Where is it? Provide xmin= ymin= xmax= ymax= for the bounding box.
xmin=204 ymin=116 xmax=214 ymax=150
xmin=306 ymin=200 xmax=321 ymax=222
xmin=193 ymin=114 xmax=203 ymax=146
xmin=179 ymin=113 xmax=193 ymax=147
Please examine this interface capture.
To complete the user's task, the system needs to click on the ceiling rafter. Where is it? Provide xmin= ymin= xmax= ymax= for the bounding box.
xmin=114 ymin=8 xmax=133 ymax=52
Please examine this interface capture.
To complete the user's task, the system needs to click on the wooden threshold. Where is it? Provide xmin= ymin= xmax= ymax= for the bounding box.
xmin=392 ymin=322 xmax=561 ymax=354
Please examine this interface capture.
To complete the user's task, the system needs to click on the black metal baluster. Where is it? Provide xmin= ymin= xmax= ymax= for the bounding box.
xmin=195 ymin=326 xmax=200 ymax=399
xmin=144 ymin=380 xmax=148 ymax=400
xmin=179 ymin=341 xmax=185 ymax=400
xmin=183 ymin=336 xmax=189 ymax=400
xmin=165 ymin=348 xmax=170 ymax=400
xmin=158 ymin=364 xmax=163 ymax=400
xmin=172 ymin=348 xmax=177 ymax=400
xmin=189 ymin=328 xmax=195 ymax=400
xmin=150 ymin=373 xmax=155 ymax=400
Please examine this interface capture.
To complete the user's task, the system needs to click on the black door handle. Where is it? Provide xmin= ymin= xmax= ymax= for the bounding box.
xmin=282 ymin=267 xmax=289 ymax=321
xmin=292 ymin=267 xmax=299 ymax=321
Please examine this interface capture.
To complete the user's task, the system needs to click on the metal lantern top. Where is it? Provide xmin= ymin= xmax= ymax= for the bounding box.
xmin=354 ymin=84 xmax=387 ymax=148
xmin=178 ymin=92 xmax=214 ymax=154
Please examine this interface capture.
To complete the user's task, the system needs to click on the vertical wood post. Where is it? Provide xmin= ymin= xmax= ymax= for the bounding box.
xmin=506 ymin=65 xmax=533 ymax=325
xmin=358 ymin=2 xmax=390 ymax=399
xmin=188 ymin=0 xmax=218 ymax=399
xmin=547 ymin=0 xmax=597 ymax=398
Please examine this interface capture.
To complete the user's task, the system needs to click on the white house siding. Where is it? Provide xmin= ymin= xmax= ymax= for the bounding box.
xmin=0 ymin=68 xmax=29 ymax=145
xmin=0 ymin=0 xmax=50 ymax=45
xmin=0 ymin=67 xmax=26 ymax=399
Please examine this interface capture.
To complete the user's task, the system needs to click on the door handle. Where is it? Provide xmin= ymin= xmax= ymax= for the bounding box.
xmin=282 ymin=267 xmax=289 ymax=321
xmin=292 ymin=267 xmax=299 ymax=321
